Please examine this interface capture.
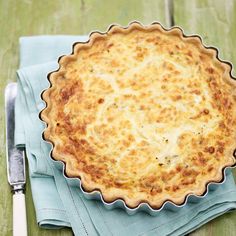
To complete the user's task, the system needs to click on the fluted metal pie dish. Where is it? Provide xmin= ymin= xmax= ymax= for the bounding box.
xmin=39 ymin=21 xmax=236 ymax=215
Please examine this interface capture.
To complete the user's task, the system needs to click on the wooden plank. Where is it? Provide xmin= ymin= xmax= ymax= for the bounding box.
xmin=174 ymin=0 xmax=236 ymax=76
xmin=0 ymin=1 xmax=167 ymax=235
xmin=174 ymin=0 xmax=236 ymax=236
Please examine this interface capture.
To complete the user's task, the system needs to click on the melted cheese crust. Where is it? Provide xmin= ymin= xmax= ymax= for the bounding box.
xmin=41 ymin=23 xmax=236 ymax=209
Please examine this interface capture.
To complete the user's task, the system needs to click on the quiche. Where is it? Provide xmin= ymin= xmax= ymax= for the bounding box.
xmin=41 ymin=22 xmax=236 ymax=209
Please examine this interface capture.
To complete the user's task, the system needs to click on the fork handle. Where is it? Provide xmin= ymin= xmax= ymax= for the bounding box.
xmin=13 ymin=192 xmax=27 ymax=236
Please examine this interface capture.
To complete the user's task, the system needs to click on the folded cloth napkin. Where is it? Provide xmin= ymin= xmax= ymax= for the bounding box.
xmin=15 ymin=35 xmax=236 ymax=236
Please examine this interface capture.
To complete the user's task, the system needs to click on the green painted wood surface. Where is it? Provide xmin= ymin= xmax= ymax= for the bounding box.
xmin=0 ymin=0 xmax=235 ymax=235
xmin=175 ymin=0 xmax=236 ymax=236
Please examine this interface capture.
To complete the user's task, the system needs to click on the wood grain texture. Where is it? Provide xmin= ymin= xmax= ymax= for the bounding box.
xmin=174 ymin=0 xmax=236 ymax=236
xmin=0 ymin=1 xmax=167 ymax=235
xmin=1 ymin=0 xmax=235 ymax=235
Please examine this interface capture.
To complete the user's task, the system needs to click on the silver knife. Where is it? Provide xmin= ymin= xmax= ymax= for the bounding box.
xmin=5 ymin=83 xmax=27 ymax=236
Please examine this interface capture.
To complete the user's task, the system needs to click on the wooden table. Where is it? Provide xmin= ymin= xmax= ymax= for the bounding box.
xmin=0 ymin=0 xmax=235 ymax=235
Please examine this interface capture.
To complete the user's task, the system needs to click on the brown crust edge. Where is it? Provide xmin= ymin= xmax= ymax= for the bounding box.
xmin=39 ymin=21 xmax=236 ymax=210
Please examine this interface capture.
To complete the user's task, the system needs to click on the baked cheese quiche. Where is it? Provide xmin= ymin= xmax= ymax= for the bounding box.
xmin=41 ymin=22 xmax=236 ymax=209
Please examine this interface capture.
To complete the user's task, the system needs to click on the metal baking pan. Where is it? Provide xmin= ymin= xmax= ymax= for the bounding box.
xmin=39 ymin=21 xmax=236 ymax=216
xmin=50 ymin=159 xmax=235 ymax=215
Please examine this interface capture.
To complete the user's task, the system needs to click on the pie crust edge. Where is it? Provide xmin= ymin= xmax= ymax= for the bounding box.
xmin=40 ymin=21 xmax=236 ymax=209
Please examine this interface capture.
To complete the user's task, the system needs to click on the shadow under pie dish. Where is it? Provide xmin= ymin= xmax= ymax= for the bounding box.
xmin=40 ymin=21 xmax=236 ymax=214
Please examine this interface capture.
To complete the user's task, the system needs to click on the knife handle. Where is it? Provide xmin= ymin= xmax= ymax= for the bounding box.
xmin=13 ymin=192 xmax=27 ymax=236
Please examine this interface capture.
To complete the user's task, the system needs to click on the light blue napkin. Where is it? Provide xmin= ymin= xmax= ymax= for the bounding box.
xmin=15 ymin=36 xmax=236 ymax=236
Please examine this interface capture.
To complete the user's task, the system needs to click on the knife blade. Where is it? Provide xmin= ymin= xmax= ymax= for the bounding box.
xmin=5 ymin=82 xmax=27 ymax=236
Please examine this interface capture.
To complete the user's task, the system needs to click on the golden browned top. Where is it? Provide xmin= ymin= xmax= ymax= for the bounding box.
xmin=41 ymin=22 xmax=236 ymax=209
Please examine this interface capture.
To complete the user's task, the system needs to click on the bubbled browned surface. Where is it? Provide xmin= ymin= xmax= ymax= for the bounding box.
xmin=41 ymin=23 xmax=236 ymax=208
